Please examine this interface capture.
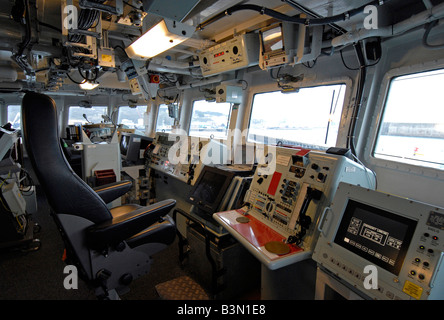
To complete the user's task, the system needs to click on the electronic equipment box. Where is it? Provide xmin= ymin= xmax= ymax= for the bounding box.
xmin=258 ymin=21 xmax=322 ymax=70
xmin=199 ymin=33 xmax=259 ymax=76
xmin=244 ymin=147 xmax=376 ymax=254
xmin=259 ymin=22 xmax=296 ymax=70
xmin=313 ymin=183 xmax=444 ymax=300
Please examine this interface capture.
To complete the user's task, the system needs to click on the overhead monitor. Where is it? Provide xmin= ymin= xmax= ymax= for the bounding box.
xmin=261 ymin=24 xmax=284 ymax=54
xmin=259 ymin=22 xmax=295 ymax=70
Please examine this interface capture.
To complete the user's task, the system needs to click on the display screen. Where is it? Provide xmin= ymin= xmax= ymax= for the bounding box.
xmin=334 ymin=200 xmax=417 ymax=275
xmin=120 ymin=134 xmax=130 ymax=155
xmin=427 ymin=211 xmax=444 ymax=230
xmin=261 ymin=25 xmax=284 ymax=53
xmin=188 ymin=166 xmax=234 ymax=214
xmin=214 ymin=51 xmax=224 ymax=58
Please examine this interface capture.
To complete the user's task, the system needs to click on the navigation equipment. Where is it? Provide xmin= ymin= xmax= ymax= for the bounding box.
xmin=214 ymin=146 xmax=376 ymax=270
xmin=313 ymin=183 xmax=444 ymax=300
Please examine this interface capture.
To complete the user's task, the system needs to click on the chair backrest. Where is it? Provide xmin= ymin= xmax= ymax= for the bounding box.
xmin=21 ymin=92 xmax=112 ymax=224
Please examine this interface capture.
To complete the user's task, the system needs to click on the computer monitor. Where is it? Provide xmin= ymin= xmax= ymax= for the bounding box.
xmin=187 ymin=165 xmax=235 ymax=215
xmin=334 ymin=199 xmax=417 ymax=276
xmin=120 ymin=132 xmax=153 ymax=164
xmin=312 ymin=183 xmax=444 ymax=300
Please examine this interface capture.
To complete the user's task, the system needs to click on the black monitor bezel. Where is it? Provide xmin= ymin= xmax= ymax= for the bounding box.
xmin=334 ymin=199 xmax=417 ymax=276
xmin=120 ymin=132 xmax=153 ymax=162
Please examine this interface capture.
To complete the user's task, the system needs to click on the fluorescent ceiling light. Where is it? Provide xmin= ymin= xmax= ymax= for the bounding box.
xmin=125 ymin=19 xmax=195 ymax=59
xmin=79 ymin=81 xmax=99 ymax=90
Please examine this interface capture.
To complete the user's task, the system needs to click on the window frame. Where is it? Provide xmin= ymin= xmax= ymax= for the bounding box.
xmin=244 ymin=79 xmax=352 ymax=149
xmin=366 ymin=62 xmax=444 ymax=179
xmin=7 ymin=104 xmax=21 ymax=129
xmin=155 ymin=103 xmax=175 ymax=133
xmin=188 ymin=99 xmax=232 ymax=139
xmin=117 ymin=105 xmax=147 ymax=131
xmin=67 ymin=105 xmax=109 ymax=126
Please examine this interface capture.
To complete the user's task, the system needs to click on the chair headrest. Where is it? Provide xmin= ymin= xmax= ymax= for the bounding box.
xmin=22 ymin=92 xmax=112 ymax=223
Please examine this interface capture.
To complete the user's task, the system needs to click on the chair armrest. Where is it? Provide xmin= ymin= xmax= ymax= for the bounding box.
xmin=93 ymin=180 xmax=132 ymax=204
xmin=85 ymin=199 xmax=176 ymax=250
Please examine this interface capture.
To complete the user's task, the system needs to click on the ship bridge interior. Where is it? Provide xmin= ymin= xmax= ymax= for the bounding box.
xmin=0 ymin=0 xmax=444 ymax=305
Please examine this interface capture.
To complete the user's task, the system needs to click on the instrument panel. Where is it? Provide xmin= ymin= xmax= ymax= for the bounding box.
xmin=245 ymin=147 xmax=376 ymax=252
xmin=313 ymin=183 xmax=444 ymax=300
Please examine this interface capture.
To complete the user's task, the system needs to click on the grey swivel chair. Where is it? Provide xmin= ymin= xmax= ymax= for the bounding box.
xmin=21 ymin=92 xmax=176 ymax=299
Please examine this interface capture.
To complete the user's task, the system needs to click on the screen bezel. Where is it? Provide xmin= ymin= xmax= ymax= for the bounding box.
xmin=126 ymin=134 xmax=153 ymax=162
xmin=333 ymin=199 xmax=418 ymax=276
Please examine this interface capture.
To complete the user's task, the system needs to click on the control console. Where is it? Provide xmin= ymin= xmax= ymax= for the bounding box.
xmin=245 ymin=147 xmax=376 ymax=253
xmin=313 ymin=183 xmax=444 ymax=300
xmin=147 ymin=132 xmax=227 ymax=185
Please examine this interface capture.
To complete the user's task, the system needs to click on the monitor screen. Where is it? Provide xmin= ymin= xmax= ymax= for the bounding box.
xmin=120 ymin=133 xmax=153 ymax=163
xmin=188 ymin=166 xmax=235 ymax=214
xmin=334 ymin=199 xmax=417 ymax=276
xmin=120 ymin=133 xmax=131 ymax=156
xmin=261 ymin=24 xmax=284 ymax=54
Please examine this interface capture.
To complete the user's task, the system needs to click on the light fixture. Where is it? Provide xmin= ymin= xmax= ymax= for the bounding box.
xmin=125 ymin=18 xmax=195 ymax=59
xmin=79 ymin=81 xmax=99 ymax=90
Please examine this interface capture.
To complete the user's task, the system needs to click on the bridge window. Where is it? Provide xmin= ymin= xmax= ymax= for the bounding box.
xmin=248 ymin=84 xmax=346 ymax=149
xmin=68 ymin=106 xmax=108 ymax=125
xmin=373 ymin=69 xmax=444 ymax=170
xmin=117 ymin=105 xmax=147 ymax=131
xmin=189 ymin=100 xmax=231 ymax=139
xmin=156 ymin=104 xmax=175 ymax=133
xmin=7 ymin=105 xmax=21 ymax=129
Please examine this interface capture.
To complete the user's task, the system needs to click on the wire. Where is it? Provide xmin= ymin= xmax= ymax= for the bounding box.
xmin=346 ymin=43 xmax=366 ymax=158
xmin=197 ymin=1 xmax=389 ymax=30
xmin=68 ymin=7 xmax=101 ymax=43
xmin=340 ymin=47 xmax=381 ymax=70
xmin=67 ymin=72 xmax=87 ymax=84
xmin=423 ymin=20 xmax=444 ymax=50
xmin=302 ymin=58 xmax=317 ymax=69
xmin=77 ymin=66 xmax=98 ymax=81
xmin=352 ymin=153 xmax=378 ymax=189
xmin=340 ymin=49 xmax=360 ymax=70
